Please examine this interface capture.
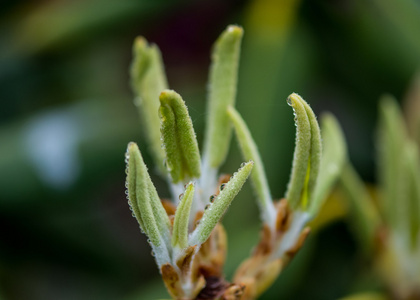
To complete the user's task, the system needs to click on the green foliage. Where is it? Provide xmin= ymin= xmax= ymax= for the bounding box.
xmin=188 ymin=161 xmax=253 ymax=246
xmin=172 ymin=182 xmax=195 ymax=249
xmin=131 ymin=37 xmax=168 ymax=175
xmin=228 ymin=106 xmax=276 ymax=228
xmin=285 ymin=93 xmax=322 ymax=211
xmin=203 ymin=25 xmax=244 ymax=169
xmin=159 ymin=90 xmax=201 ymax=183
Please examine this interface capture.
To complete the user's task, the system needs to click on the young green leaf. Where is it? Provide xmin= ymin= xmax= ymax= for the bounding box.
xmin=130 ymin=37 xmax=168 ymax=174
xmin=403 ymin=140 xmax=420 ymax=248
xmin=285 ymin=93 xmax=321 ymax=210
xmin=159 ymin=90 xmax=201 ymax=183
xmin=126 ymin=142 xmax=171 ymax=265
xmin=189 ymin=161 xmax=253 ymax=246
xmin=301 ymin=100 xmax=322 ymax=209
xmin=377 ymin=95 xmax=408 ymax=229
xmin=172 ymin=182 xmax=195 ymax=249
xmin=203 ymin=25 xmax=244 ymax=169
xmin=403 ymin=70 xmax=420 ymax=147
xmin=339 ymin=162 xmax=381 ymax=254
xmin=227 ymin=106 xmax=276 ymax=227
xmin=309 ymin=113 xmax=345 ymax=216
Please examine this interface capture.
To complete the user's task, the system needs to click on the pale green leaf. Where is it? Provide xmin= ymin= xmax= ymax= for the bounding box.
xmin=377 ymin=95 xmax=408 ymax=230
xmin=203 ymin=25 xmax=243 ymax=169
xmin=130 ymin=37 xmax=168 ymax=174
xmin=227 ymin=106 xmax=276 ymax=227
xmin=309 ymin=113 xmax=345 ymax=216
xmin=285 ymin=93 xmax=321 ymax=210
xmin=126 ymin=142 xmax=171 ymax=265
xmin=159 ymin=90 xmax=201 ymax=183
xmin=172 ymin=182 xmax=195 ymax=249
xmin=189 ymin=161 xmax=253 ymax=246
xmin=339 ymin=162 xmax=381 ymax=254
xmin=301 ymin=100 xmax=322 ymax=209
xmin=403 ymin=140 xmax=420 ymax=248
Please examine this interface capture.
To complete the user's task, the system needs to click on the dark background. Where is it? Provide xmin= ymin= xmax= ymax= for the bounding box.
xmin=0 ymin=0 xmax=419 ymax=299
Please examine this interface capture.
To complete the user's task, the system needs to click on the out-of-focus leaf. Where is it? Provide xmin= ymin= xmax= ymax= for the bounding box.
xmin=203 ymin=25 xmax=243 ymax=170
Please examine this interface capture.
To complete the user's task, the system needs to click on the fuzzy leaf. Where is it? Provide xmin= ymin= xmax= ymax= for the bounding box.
xmin=159 ymin=90 xmax=201 ymax=183
xmin=301 ymin=99 xmax=322 ymax=209
xmin=130 ymin=37 xmax=168 ymax=174
xmin=285 ymin=93 xmax=322 ymax=210
xmin=126 ymin=142 xmax=171 ymax=265
xmin=309 ymin=113 xmax=345 ymax=216
xmin=227 ymin=106 xmax=276 ymax=227
xmin=189 ymin=161 xmax=253 ymax=246
xmin=203 ymin=25 xmax=243 ymax=169
xmin=172 ymin=182 xmax=195 ymax=249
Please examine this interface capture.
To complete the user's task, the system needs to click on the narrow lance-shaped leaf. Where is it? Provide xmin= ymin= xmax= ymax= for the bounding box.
xmin=189 ymin=161 xmax=254 ymax=246
xmin=285 ymin=93 xmax=314 ymax=209
xmin=309 ymin=113 xmax=345 ymax=216
xmin=130 ymin=37 xmax=168 ymax=174
xmin=203 ymin=25 xmax=243 ymax=169
xmin=377 ymin=95 xmax=407 ymax=229
xmin=403 ymin=72 xmax=420 ymax=146
xmin=172 ymin=182 xmax=195 ymax=249
xmin=126 ymin=142 xmax=171 ymax=266
xmin=227 ymin=106 xmax=276 ymax=228
xmin=403 ymin=140 xmax=420 ymax=249
xmin=301 ymin=100 xmax=322 ymax=209
xmin=159 ymin=90 xmax=201 ymax=183
xmin=339 ymin=162 xmax=381 ymax=254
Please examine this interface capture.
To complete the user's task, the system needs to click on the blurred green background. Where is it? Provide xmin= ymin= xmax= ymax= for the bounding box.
xmin=1 ymin=0 xmax=419 ymax=299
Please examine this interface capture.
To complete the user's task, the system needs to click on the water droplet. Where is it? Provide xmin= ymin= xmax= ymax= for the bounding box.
xmin=147 ymin=239 xmax=151 ymax=244
xmin=240 ymin=162 xmax=246 ymax=168
xmin=184 ymin=184 xmax=188 ymax=189
xmin=151 ymin=250 xmax=155 ymax=257
xmin=125 ymin=151 xmax=130 ymax=164
xmin=125 ymin=190 xmax=129 ymax=195
xmin=287 ymin=96 xmax=292 ymax=106
xmin=220 ymin=183 xmax=226 ymax=191
xmin=196 ymin=220 xmax=200 ymax=226
xmin=179 ymin=193 xmax=184 ymax=200
xmin=131 ymin=212 xmax=136 ymax=218
xmin=210 ymin=195 xmax=216 ymax=203
xmin=205 ymin=204 xmax=210 ymax=210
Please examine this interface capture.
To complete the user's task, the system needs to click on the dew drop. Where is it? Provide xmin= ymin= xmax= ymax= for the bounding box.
xmin=125 ymin=190 xmax=129 ymax=195
xmin=179 ymin=193 xmax=184 ymax=200
xmin=287 ymin=96 xmax=292 ymax=106
xmin=205 ymin=204 xmax=210 ymax=210
xmin=240 ymin=162 xmax=246 ymax=168
xmin=131 ymin=212 xmax=136 ymax=218
xmin=220 ymin=183 xmax=226 ymax=191
xmin=210 ymin=195 xmax=216 ymax=203
xmin=151 ymin=250 xmax=155 ymax=257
